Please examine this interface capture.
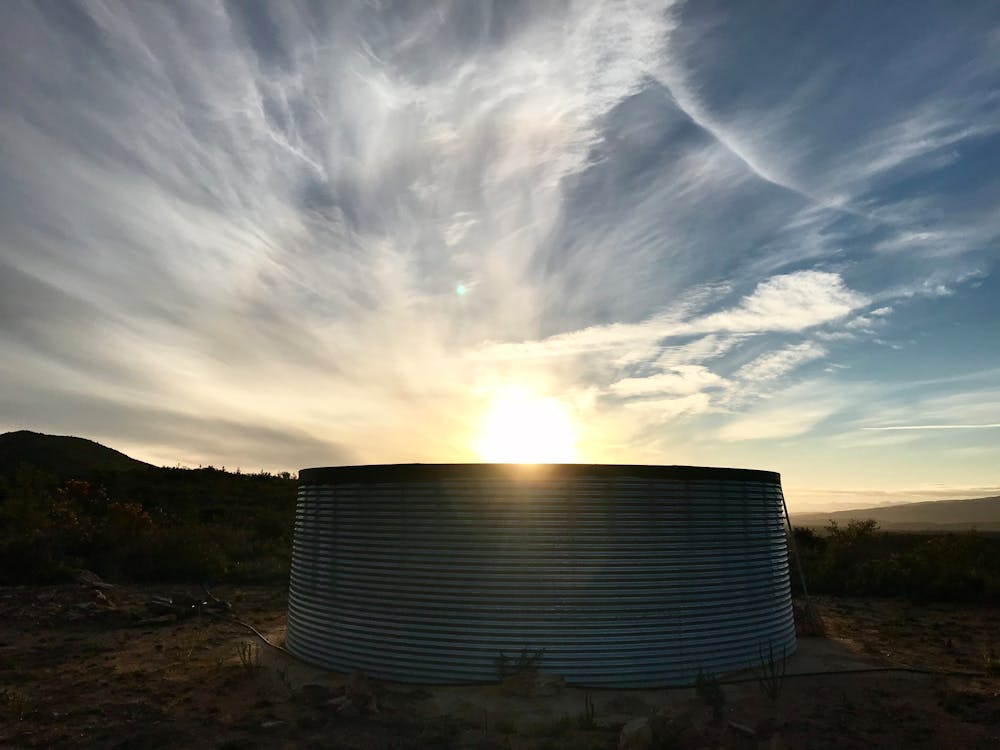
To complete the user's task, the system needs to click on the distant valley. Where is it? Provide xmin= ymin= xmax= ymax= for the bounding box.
xmin=791 ymin=496 xmax=1000 ymax=532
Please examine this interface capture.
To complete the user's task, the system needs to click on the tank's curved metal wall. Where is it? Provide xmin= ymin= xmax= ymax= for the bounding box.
xmin=286 ymin=464 xmax=795 ymax=687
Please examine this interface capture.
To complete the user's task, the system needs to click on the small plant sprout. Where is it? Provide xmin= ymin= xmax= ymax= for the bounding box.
xmin=0 ymin=688 xmax=34 ymax=721
xmin=274 ymin=662 xmax=294 ymax=693
xmin=236 ymin=640 xmax=261 ymax=671
xmin=578 ymin=691 xmax=597 ymax=730
xmin=695 ymin=670 xmax=726 ymax=723
xmin=984 ymin=645 xmax=999 ymax=676
xmin=757 ymin=641 xmax=787 ymax=701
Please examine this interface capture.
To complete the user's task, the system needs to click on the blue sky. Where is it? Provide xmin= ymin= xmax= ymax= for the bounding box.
xmin=1 ymin=1 xmax=998 ymax=509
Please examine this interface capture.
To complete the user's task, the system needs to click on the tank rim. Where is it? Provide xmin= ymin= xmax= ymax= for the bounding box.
xmin=298 ymin=463 xmax=780 ymax=484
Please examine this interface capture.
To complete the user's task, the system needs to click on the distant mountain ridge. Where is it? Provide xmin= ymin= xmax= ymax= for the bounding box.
xmin=0 ymin=430 xmax=154 ymax=479
xmin=792 ymin=496 xmax=1000 ymax=532
xmin=3 ymin=430 xmax=998 ymax=532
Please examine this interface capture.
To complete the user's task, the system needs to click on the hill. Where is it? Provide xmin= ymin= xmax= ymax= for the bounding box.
xmin=0 ymin=430 xmax=155 ymax=479
xmin=792 ymin=495 xmax=1000 ymax=532
xmin=0 ymin=430 xmax=298 ymax=584
xmin=0 ymin=430 xmax=296 ymax=523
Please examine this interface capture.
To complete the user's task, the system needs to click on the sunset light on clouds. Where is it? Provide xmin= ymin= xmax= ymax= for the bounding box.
xmin=2 ymin=1 xmax=999 ymax=509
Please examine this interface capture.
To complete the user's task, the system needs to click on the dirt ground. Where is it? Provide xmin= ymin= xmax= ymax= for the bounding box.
xmin=1 ymin=584 xmax=997 ymax=749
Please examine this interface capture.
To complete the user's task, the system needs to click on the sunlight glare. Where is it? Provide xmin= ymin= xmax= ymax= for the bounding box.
xmin=474 ymin=387 xmax=577 ymax=463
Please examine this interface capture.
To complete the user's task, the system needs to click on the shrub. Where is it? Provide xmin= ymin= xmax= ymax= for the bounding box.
xmin=790 ymin=521 xmax=1000 ymax=602
xmin=0 ymin=471 xmax=295 ymax=584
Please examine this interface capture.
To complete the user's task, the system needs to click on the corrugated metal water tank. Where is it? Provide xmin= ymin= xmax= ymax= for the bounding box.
xmin=286 ymin=464 xmax=795 ymax=687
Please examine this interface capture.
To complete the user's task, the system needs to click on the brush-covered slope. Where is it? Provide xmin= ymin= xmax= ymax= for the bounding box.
xmin=793 ymin=496 xmax=1000 ymax=531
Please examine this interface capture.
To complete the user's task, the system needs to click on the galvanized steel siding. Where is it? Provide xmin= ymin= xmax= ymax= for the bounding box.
xmin=286 ymin=466 xmax=795 ymax=687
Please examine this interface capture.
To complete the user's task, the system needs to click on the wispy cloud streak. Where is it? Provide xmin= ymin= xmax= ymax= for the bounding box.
xmin=862 ymin=424 xmax=1000 ymax=431
xmin=0 ymin=1 xmax=997 ymax=503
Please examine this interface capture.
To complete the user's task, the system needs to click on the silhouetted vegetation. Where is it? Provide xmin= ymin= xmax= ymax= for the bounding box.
xmin=791 ymin=519 xmax=1000 ymax=602
xmin=0 ymin=464 xmax=297 ymax=584
xmin=495 ymin=646 xmax=546 ymax=679
xmin=5 ymin=432 xmax=1000 ymax=599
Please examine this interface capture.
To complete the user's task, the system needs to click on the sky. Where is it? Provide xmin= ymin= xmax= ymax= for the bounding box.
xmin=2 ymin=1 xmax=999 ymax=510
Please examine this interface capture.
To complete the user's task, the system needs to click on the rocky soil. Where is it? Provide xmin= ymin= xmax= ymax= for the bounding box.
xmin=1 ymin=582 xmax=997 ymax=749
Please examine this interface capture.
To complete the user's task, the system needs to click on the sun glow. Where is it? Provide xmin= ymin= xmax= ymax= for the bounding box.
xmin=474 ymin=387 xmax=577 ymax=463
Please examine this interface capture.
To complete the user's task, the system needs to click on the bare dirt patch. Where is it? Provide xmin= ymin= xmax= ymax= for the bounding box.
xmin=1 ymin=586 xmax=997 ymax=749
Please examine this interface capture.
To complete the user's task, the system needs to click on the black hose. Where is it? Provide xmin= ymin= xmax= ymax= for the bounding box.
xmin=689 ymin=665 xmax=988 ymax=688
xmin=224 ymin=615 xmax=292 ymax=656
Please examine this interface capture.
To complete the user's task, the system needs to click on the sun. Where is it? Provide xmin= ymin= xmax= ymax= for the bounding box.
xmin=474 ymin=387 xmax=577 ymax=463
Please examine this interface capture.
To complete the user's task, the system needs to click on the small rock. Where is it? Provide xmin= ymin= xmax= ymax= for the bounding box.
xmin=344 ymin=668 xmax=378 ymax=712
xmin=296 ymin=715 xmax=328 ymax=730
xmin=500 ymin=671 xmax=566 ymax=697
xmin=328 ymin=695 xmax=353 ymax=712
xmin=260 ymin=720 xmax=285 ymax=730
xmin=532 ymin=672 xmax=566 ymax=696
xmin=649 ymin=712 xmax=684 ymax=746
xmin=726 ymin=721 xmax=755 ymax=738
xmin=347 ymin=668 xmax=370 ymax=697
xmin=75 ymin=569 xmax=114 ymax=589
xmin=93 ymin=590 xmax=115 ymax=609
xmin=499 ymin=672 xmax=533 ymax=696
xmin=754 ymin=717 xmax=777 ymax=739
xmin=654 ymin=709 xmax=708 ymax=747
xmin=297 ymin=683 xmax=332 ymax=707
xmin=132 ymin=614 xmax=175 ymax=627
xmin=618 ymin=716 xmax=655 ymax=750
xmin=337 ymin=704 xmax=359 ymax=719
xmin=792 ymin=599 xmax=826 ymax=636
xmin=720 ymin=720 xmax=757 ymax=750
xmin=454 ymin=729 xmax=508 ymax=750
